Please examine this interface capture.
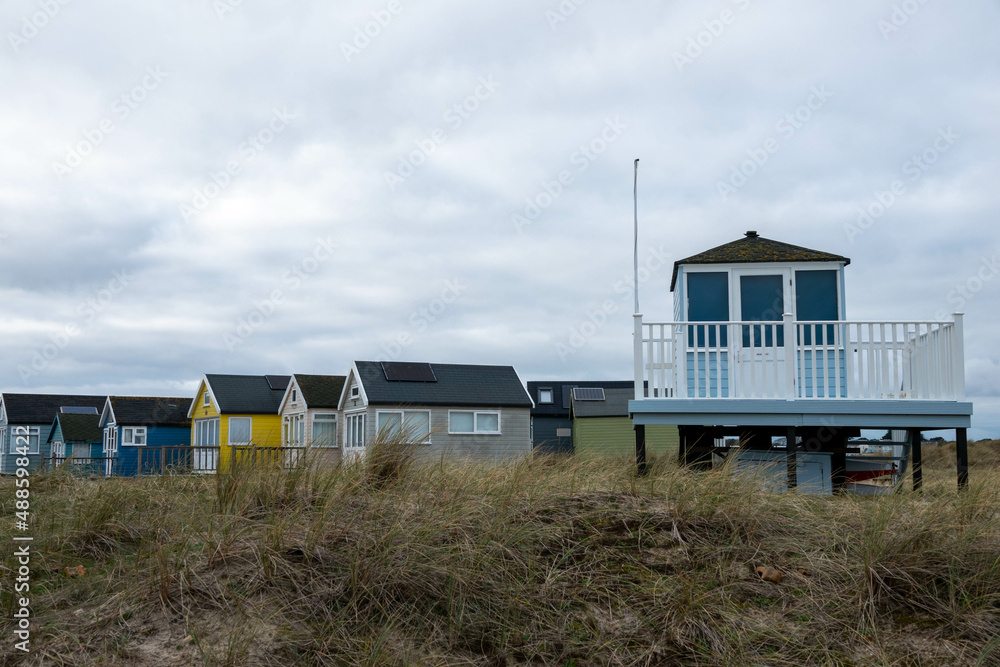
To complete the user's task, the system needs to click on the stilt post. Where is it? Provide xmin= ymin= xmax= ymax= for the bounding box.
xmin=911 ymin=429 xmax=923 ymax=491
xmin=786 ymin=426 xmax=797 ymax=491
xmin=635 ymin=424 xmax=647 ymax=476
xmin=956 ymin=427 xmax=969 ymax=490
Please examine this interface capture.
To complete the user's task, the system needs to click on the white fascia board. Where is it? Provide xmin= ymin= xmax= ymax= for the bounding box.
xmin=186 ymin=375 xmax=218 ymax=418
xmin=278 ymin=375 xmax=304 ymax=414
xmin=337 ymin=362 xmax=369 ymax=411
xmin=99 ymin=397 xmax=115 ymax=428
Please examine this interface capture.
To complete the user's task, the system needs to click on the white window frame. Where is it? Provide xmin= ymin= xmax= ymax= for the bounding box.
xmin=10 ymin=426 xmax=40 ymax=454
xmin=291 ymin=389 xmax=297 ymax=403
xmin=350 ymin=385 xmax=360 ymax=399
xmin=228 ymin=417 xmax=252 ymax=447
xmin=282 ymin=414 xmax=305 ymax=447
xmin=310 ymin=412 xmax=338 ymax=448
xmin=375 ymin=410 xmax=431 ymax=444
xmin=345 ymin=412 xmax=366 ymax=449
xmin=537 ymin=388 xmax=553 ymax=404
xmin=448 ymin=410 xmax=501 ymax=435
xmin=193 ymin=418 xmax=219 ymax=447
xmin=122 ymin=426 xmax=147 ymax=446
xmin=203 ymin=391 xmax=210 ymax=407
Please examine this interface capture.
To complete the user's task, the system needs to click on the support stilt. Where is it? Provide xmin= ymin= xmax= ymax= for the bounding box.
xmin=634 ymin=424 xmax=647 ymax=476
xmin=786 ymin=426 xmax=797 ymax=491
xmin=956 ymin=427 xmax=969 ymax=490
xmin=911 ymin=429 xmax=923 ymax=491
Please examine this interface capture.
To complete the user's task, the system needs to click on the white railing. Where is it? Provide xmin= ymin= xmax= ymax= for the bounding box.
xmin=633 ymin=313 xmax=965 ymax=401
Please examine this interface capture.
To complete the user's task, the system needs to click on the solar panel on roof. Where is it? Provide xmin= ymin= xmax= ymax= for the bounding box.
xmin=572 ymin=387 xmax=605 ymax=401
xmin=381 ymin=361 xmax=437 ymax=382
xmin=265 ymin=375 xmax=291 ymax=390
xmin=60 ymin=406 xmax=99 ymax=414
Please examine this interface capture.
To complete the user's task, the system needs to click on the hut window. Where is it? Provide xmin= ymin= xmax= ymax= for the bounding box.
xmin=687 ymin=272 xmax=729 ymax=346
xmin=229 ymin=417 xmax=252 ymax=446
xmin=795 ymin=270 xmax=838 ymax=344
xmin=122 ymin=427 xmax=147 ymax=446
xmin=311 ymin=413 xmax=338 ymax=448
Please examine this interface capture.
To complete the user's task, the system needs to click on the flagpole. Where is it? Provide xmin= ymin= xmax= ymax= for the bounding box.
xmin=633 ymin=158 xmax=640 ymax=315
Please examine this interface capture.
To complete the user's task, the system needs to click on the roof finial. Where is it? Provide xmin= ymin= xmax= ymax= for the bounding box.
xmin=746 ymin=230 xmax=759 ymax=238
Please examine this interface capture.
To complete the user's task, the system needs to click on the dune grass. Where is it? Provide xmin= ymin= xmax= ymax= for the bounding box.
xmin=1 ymin=439 xmax=999 ymax=666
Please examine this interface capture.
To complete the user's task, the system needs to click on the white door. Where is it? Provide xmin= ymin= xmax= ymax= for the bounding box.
xmin=344 ymin=412 xmax=366 ymax=462
xmin=733 ymin=269 xmax=791 ymax=397
xmin=103 ymin=427 xmax=118 ymax=476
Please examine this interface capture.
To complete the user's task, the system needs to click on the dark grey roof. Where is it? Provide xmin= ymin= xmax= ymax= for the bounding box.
xmin=108 ymin=396 xmax=191 ymax=426
xmin=206 ymin=374 xmax=289 ymax=414
xmin=2 ymin=394 xmax=107 ymax=424
xmin=526 ymin=380 xmax=635 ymax=416
xmin=570 ymin=387 xmax=632 ymax=418
xmin=355 ymin=361 xmax=532 ymax=408
xmin=671 ymin=231 xmax=850 ymax=291
xmin=49 ymin=413 xmax=102 ymax=443
xmin=294 ymin=375 xmax=346 ymax=409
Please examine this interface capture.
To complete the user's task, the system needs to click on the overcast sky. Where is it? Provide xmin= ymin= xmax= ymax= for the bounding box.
xmin=2 ymin=0 xmax=999 ymax=438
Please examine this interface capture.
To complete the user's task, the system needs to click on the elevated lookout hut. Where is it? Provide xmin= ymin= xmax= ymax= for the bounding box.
xmin=629 ymin=231 xmax=973 ymax=491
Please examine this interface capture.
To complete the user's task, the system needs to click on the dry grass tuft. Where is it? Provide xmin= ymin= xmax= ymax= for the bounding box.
xmin=2 ymin=441 xmax=999 ymax=665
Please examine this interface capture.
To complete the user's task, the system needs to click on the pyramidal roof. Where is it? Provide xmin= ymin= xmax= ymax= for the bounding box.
xmin=670 ymin=231 xmax=850 ymax=291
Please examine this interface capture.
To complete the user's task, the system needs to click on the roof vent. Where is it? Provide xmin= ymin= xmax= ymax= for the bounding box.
xmin=745 ymin=230 xmax=759 ymax=238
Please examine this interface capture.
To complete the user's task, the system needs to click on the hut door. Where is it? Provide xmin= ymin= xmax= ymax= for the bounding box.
xmin=733 ymin=270 xmax=791 ymax=397
xmin=103 ymin=427 xmax=118 ymax=477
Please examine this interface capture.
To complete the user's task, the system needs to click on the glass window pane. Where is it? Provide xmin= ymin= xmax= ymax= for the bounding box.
xmin=687 ymin=272 xmax=730 ymax=347
xmin=377 ymin=412 xmax=402 ymax=437
xmin=406 ymin=411 xmax=430 ymax=442
xmin=123 ymin=428 xmax=133 ymax=444
xmin=312 ymin=415 xmax=337 ymax=447
xmin=476 ymin=413 xmax=499 ymax=433
xmin=25 ymin=427 xmax=40 ymax=454
xmin=450 ymin=412 xmax=474 ymax=433
xmin=795 ymin=270 xmax=838 ymax=345
xmin=134 ymin=428 xmax=146 ymax=446
xmin=293 ymin=416 xmax=305 ymax=445
xmin=229 ymin=418 xmax=251 ymax=445
xmin=349 ymin=414 xmax=365 ymax=447
xmin=740 ymin=275 xmax=785 ymax=347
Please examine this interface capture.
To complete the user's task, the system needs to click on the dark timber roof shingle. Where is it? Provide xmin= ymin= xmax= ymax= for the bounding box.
xmin=294 ymin=375 xmax=346 ymax=409
xmin=205 ymin=374 xmax=289 ymax=414
xmin=670 ymin=232 xmax=850 ymax=291
xmin=51 ymin=413 xmax=102 ymax=443
xmin=1 ymin=394 xmax=107 ymax=424
xmin=108 ymin=396 xmax=191 ymax=426
xmin=354 ymin=361 xmax=531 ymax=408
